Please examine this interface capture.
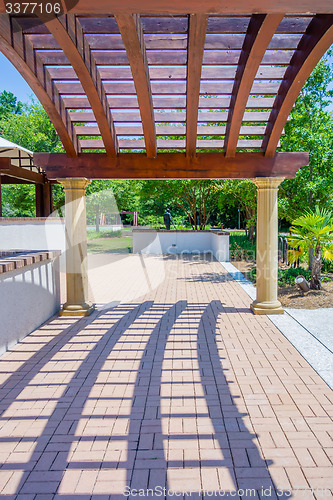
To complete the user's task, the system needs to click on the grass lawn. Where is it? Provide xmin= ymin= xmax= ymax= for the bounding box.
xmin=87 ymin=236 xmax=132 ymax=253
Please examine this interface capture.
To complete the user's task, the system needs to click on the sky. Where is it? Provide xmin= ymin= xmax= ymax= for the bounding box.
xmin=1 ymin=50 xmax=333 ymax=110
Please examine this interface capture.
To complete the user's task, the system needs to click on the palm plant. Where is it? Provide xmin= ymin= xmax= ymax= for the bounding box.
xmin=288 ymin=207 xmax=333 ymax=290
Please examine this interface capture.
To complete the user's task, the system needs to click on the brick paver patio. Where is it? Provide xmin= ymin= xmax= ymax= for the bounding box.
xmin=0 ymin=255 xmax=332 ymax=499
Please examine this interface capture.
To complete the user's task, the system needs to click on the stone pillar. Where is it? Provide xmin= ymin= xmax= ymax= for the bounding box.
xmin=57 ymin=178 xmax=94 ymax=316
xmin=250 ymin=177 xmax=284 ymax=315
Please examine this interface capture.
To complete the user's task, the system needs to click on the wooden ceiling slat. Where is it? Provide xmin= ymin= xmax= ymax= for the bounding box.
xmin=115 ymin=14 xmax=157 ymax=157
xmin=58 ymin=80 xmax=194 ymax=95
xmin=68 ymin=110 xmax=271 ymax=123
xmin=93 ymin=50 xmax=188 ymax=65
xmin=0 ymin=16 xmax=78 ymax=157
xmin=79 ymin=138 xmax=265 ymax=149
xmin=45 ymin=15 xmax=118 ymax=156
xmin=36 ymin=47 xmax=294 ymax=68
xmin=224 ymin=14 xmax=283 ymax=158
xmin=264 ymin=14 xmax=333 ymax=156
xmin=186 ymin=14 xmax=208 ymax=157
xmin=75 ymin=124 xmax=267 ymax=136
xmin=85 ymin=33 xmax=188 ymax=50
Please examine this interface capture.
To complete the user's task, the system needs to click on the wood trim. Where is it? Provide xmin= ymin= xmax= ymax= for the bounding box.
xmin=0 ymin=158 xmax=11 ymax=171
xmin=115 ymin=14 xmax=157 ymax=158
xmin=0 ymin=16 xmax=78 ymax=157
xmin=186 ymin=14 xmax=208 ymax=157
xmin=1 ymin=165 xmax=45 ymax=184
xmin=34 ymin=152 xmax=308 ymax=180
xmin=44 ymin=15 xmax=118 ymax=157
xmin=263 ymin=14 xmax=333 ymax=157
xmin=224 ymin=14 xmax=284 ymax=157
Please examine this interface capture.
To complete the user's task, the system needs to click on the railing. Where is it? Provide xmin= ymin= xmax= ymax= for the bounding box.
xmin=278 ymin=236 xmax=300 ymax=268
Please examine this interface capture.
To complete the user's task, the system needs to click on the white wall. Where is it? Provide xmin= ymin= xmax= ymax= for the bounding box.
xmin=0 ymin=257 xmax=61 ymax=356
xmin=0 ymin=219 xmax=66 ymax=252
xmin=133 ymin=230 xmax=229 ymax=261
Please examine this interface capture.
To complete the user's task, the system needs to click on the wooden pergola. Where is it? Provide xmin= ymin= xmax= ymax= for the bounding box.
xmin=0 ymin=137 xmax=52 ymax=217
xmin=0 ymin=1 xmax=332 ymax=315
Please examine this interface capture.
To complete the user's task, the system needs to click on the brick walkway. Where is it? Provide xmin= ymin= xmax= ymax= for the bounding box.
xmin=0 ymin=255 xmax=333 ymax=499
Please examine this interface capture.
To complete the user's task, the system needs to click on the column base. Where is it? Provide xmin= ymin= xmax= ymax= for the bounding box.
xmin=250 ymin=300 xmax=284 ymax=315
xmin=59 ymin=302 xmax=95 ymax=317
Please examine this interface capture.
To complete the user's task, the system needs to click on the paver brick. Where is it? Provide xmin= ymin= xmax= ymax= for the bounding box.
xmin=0 ymin=256 xmax=331 ymax=498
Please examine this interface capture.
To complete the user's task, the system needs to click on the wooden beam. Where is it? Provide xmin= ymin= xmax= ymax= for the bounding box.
xmin=186 ymin=14 xmax=208 ymax=157
xmin=263 ymin=14 xmax=333 ymax=157
xmin=0 ymin=158 xmax=11 ymax=171
xmin=0 ymin=165 xmax=45 ymax=184
xmin=224 ymin=14 xmax=284 ymax=157
xmin=44 ymin=15 xmax=118 ymax=156
xmin=115 ymin=14 xmax=156 ymax=158
xmin=35 ymin=181 xmax=52 ymax=217
xmin=0 ymin=16 xmax=78 ymax=157
xmin=1 ymin=0 xmax=331 ymax=14
xmin=34 ymin=152 xmax=308 ymax=180
xmin=0 ymin=174 xmax=2 ymax=217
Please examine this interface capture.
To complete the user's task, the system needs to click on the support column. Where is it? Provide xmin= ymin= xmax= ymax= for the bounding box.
xmin=0 ymin=175 xmax=2 ymax=217
xmin=250 ymin=177 xmax=284 ymax=315
xmin=58 ymin=178 xmax=94 ymax=316
xmin=35 ymin=180 xmax=53 ymax=217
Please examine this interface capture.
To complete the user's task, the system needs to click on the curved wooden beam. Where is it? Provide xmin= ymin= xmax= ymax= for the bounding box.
xmin=0 ymin=16 xmax=78 ymax=157
xmin=263 ymin=14 xmax=333 ymax=157
xmin=45 ymin=15 xmax=118 ymax=157
xmin=224 ymin=14 xmax=284 ymax=157
xmin=186 ymin=14 xmax=208 ymax=157
xmin=115 ymin=14 xmax=156 ymax=158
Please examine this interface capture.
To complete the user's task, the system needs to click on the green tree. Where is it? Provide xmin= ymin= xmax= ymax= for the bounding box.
xmin=0 ymin=90 xmax=23 ymax=120
xmin=288 ymin=207 xmax=333 ymax=290
xmin=139 ymin=180 xmax=220 ymax=230
xmin=0 ymin=98 xmax=64 ymax=216
xmin=218 ymin=180 xmax=257 ymax=240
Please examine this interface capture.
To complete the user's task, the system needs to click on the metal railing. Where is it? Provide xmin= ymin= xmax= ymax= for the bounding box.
xmin=278 ymin=236 xmax=299 ymax=268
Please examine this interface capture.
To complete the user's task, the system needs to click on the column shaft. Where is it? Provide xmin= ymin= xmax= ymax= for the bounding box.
xmin=0 ymin=176 xmax=2 ymax=217
xmin=250 ymin=177 xmax=284 ymax=315
xmin=58 ymin=178 xmax=94 ymax=316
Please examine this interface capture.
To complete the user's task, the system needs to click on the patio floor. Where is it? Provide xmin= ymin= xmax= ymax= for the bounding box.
xmin=0 ymin=255 xmax=333 ymax=499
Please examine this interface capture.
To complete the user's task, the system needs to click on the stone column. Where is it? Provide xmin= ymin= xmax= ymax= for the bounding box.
xmin=57 ymin=178 xmax=94 ymax=316
xmin=250 ymin=177 xmax=284 ymax=315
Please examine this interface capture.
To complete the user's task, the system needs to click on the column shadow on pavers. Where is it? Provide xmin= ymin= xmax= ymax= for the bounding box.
xmin=0 ymin=299 xmax=293 ymax=499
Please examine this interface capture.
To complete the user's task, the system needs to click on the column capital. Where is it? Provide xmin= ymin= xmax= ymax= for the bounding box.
xmin=57 ymin=178 xmax=91 ymax=190
xmin=252 ymin=177 xmax=284 ymax=190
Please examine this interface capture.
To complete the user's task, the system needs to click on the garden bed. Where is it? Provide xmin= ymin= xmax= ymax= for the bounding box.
xmin=232 ymin=260 xmax=333 ymax=309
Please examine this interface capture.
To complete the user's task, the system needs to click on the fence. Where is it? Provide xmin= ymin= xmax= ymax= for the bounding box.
xmin=278 ymin=236 xmax=300 ymax=268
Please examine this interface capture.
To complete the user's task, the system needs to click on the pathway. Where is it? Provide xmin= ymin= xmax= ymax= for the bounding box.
xmin=0 ymin=255 xmax=332 ymax=498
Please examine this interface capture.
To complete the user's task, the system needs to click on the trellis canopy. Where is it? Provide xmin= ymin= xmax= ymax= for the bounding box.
xmin=1 ymin=2 xmax=332 ymax=178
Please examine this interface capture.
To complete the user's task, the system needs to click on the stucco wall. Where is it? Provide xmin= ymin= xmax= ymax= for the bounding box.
xmin=133 ymin=230 xmax=229 ymax=261
xmin=0 ymin=255 xmax=61 ymax=356
xmin=0 ymin=217 xmax=66 ymax=251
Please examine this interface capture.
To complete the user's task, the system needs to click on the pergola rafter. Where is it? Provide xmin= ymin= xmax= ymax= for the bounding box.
xmin=44 ymin=15 xmax=118 ymax=156
xmin=186 ymin=14 xmax=208 ymax=157
xmin=115 ymin=13 xmax=157 ymax=158
xmin=0 ymin=6 xmax=331 ymax=172
xmin=224 ymin=14 xmax=284 ymax=157
xmin=263 ymin=14 xmax=333 ymax=156
xmin=0 ymin=15 xmax=78 ymax=157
